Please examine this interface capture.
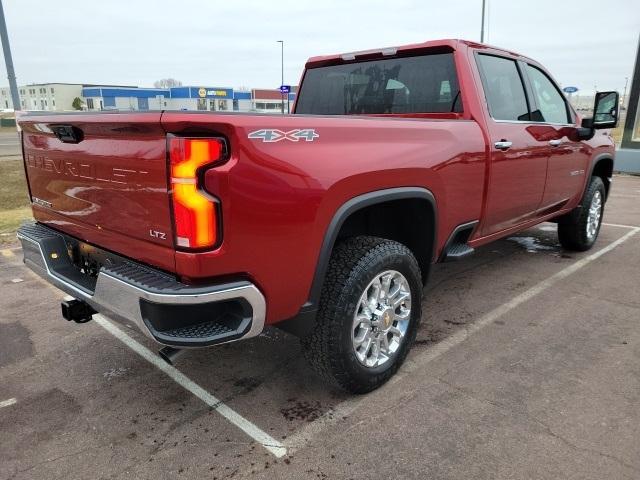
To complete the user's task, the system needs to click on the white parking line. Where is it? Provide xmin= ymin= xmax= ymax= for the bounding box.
xmin=0 ymin=398 xmax=17 ymax=408
xmin=609 ymin=194 xmax=640 ymax=199
xmin=284 ymin=226 xmax=640 ymax=452
xmin=602 ymin=222 xmax=640 ymax=229
xmin=93 ymin=315 xmax=287 ymax=458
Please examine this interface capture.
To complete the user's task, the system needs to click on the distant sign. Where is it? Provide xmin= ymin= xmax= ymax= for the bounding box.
xmin=192 ymin=87 xmax=233 ymax=99
xmin=563 ymin=86 xmax=579 ymax=94
xmin=279 ymin=85 xmax=291 ymax=94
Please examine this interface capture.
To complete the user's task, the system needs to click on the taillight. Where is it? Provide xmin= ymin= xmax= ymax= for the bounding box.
xmin=169 ymin=137 xmax=224 ymax=249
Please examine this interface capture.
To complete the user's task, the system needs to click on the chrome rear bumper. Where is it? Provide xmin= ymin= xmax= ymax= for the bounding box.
xmin=17 ymin=222 xmax=266 ymax=347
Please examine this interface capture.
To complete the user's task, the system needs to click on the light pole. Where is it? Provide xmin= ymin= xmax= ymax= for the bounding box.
xmin=480 ymin=0 xmax=486 ymax=43
xmin=0 ymin=0 xmax=20 ymax=111
xmin=277 ymin=40 xmax=284 ymax=114
xmin=622 ymin=76 xmax=629 ymax=109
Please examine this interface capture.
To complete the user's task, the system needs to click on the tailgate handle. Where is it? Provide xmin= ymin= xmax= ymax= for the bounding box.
xmin=51 ymin=125 xmax=84 ymax=144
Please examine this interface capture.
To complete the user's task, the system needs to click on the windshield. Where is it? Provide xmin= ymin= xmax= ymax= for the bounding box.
xmin=295 ymin=52 xmax=462 ymax=115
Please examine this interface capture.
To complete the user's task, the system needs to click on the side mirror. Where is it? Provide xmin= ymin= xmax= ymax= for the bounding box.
xmin=576 ymin=91 xmax=619 ymax=140
xmin=592 ymin=91 xmax=619 ymax=129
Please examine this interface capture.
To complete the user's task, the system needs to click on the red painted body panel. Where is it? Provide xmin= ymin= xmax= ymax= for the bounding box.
xmin=162 ymin=113 xmax=486 ymax=322
xmin=17 ymin=40 xmax=615 ymax=327
xmin=20 ymin=113 xmax=176 ymax=272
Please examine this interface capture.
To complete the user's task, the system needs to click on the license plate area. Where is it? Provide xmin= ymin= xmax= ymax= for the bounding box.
xmin=59 ymin=237 xmax=128 ymax=291
xmin=68 ymin=240 xmax=109 ymax=278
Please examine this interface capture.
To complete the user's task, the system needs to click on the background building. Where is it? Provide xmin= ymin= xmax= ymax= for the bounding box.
xmin=0 ymin=83 xmax=85 ymax=111
xmin=0 ymin=83 xmax=297 ymax=113
xmin=82 ymin=86 xmax=168 ymax=111
xmin=251 ymin=88 xmax=297 ymax=113
xmin=80 ymin=86 xmax=296 ymax=112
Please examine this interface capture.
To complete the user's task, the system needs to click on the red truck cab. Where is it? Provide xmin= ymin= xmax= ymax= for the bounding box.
xmin=17 ymin=39 xmax=619 ymax=392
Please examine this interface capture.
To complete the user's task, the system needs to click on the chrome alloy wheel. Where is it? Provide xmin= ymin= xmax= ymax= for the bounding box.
xmin=352 ymin=270 xmax=412 ymax=368
xmin=586 ymin=190 xmax=602 ymax=240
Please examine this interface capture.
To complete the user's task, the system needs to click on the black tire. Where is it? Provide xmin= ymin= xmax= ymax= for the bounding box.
xmin=301 ymin=236 xmax=423 ymax=394
xmin=558 ymin=176 xmax=606 ymax=252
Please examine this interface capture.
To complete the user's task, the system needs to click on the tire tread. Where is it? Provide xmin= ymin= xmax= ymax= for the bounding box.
xmin=558 ymin=176 xmax=605 ymax=251
xmin=302 ymin=236 xmax=422 ymax=393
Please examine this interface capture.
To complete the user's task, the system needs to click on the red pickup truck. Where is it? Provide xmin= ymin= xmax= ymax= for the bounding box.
xmin=17 ymin=39 xmax=619 ymax=393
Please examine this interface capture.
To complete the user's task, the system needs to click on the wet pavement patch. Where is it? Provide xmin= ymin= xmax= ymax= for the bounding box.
xmin=280 ymin=399 xmax=331 ymax=422
xmin=507 ymin=236 xmax=558 ymax=253
xmin=232 ymin=376 xmax=262 ymax=393
xmin=0 ymin=322 xmax=34 ymax=368
xmin=0 ymin=388 xmax=82 ymax=459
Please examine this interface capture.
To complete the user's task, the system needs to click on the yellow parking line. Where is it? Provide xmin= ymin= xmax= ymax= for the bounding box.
xmin=1 ymin=249 xmax=15 ymax=258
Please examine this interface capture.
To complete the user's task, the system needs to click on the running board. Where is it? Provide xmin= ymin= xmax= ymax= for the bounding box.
xmin=440 ymin=220 xmax=478 ymax=262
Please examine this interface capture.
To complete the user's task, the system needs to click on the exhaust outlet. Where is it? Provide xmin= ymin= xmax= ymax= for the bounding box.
xmin=158 ymin=346 xmax=185 ymax=365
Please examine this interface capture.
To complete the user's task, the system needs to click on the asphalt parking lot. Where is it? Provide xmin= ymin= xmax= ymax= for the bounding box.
xmin=1 ymin=174 xmax=639 ymax=480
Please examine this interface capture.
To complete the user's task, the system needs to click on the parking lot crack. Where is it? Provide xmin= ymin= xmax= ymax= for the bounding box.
xmin=436 ymin=378 xmax=640 ymax=474
xmin=7 ymin=443 xmax=111 ymax=480
xmin=564 ymin=288 xmax=640 ymax=310
xmin=536 ymin=422 xmax=640 ymax=474
xmin=332 ymin=387 xmax=424 ymax=440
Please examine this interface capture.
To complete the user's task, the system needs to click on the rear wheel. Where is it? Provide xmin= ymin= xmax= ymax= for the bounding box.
xmin=301 ymin=236 xmax=422 ymax=393
xmin=558 ymin=176 xmax=606 ymax=251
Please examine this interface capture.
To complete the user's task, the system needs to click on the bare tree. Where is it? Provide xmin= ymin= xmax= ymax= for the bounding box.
xmin=153 ymin=78 xmax=183 ymax=88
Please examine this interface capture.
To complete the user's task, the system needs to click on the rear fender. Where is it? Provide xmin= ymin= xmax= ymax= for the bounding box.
xmin=278 ymin=187 xmax=437 ymax=337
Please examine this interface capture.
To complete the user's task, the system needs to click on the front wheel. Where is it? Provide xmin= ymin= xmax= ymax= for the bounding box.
xmin=558 ymin=176 xmax=606 ymax=251
xmin=301 ymin=236 xmax=423 ymax=393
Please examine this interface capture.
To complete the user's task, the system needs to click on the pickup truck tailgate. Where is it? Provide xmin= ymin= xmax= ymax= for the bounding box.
xmin=20 ymin=113 xmax=176 ymax=272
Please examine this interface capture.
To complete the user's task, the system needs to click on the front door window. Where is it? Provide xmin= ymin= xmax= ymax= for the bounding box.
xmin=526 ymin=65 xmax=570 ymax=124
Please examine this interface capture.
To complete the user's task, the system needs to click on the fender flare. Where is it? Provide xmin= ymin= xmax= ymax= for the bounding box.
xmin=278 ymin=187 xmax=437 ymax=337
xmin=554 ymin=152 xmax=614 ymax=226
xmin=587 ymin=152 xmax=614 ymax=201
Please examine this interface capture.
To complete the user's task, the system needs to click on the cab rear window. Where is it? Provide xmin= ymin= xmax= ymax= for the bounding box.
xmin=295 ymin=53 xmax=462 ymax=115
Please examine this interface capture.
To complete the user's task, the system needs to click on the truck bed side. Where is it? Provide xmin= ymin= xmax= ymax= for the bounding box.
xmin=161 ymin=112 xmax=487 ymax=323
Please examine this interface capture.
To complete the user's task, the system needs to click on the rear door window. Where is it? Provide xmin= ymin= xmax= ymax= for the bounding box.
xmin=476 ymin=54 xmax=530 ymax=122
xmin=295 ymin=53 xmax=462 ymax=115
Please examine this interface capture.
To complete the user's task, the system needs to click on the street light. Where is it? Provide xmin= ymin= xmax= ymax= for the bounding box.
xmin=0 ymin=0 xmax=20 ymax=111
xmin=622 ymin=76 xmax=629 ymax=109
xmin=277 ymin=40 xmax=284 ymax=114
xmin=480 ymin=0 xmax=486 ymax=43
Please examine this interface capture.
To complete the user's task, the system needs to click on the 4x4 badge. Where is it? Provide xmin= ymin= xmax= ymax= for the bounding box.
xmin=248 ymin=129 xmax=319 ymax=143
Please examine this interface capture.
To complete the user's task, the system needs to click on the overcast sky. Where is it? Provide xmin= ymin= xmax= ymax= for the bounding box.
xmin=1 ymin=0 xmax=638 ymax=95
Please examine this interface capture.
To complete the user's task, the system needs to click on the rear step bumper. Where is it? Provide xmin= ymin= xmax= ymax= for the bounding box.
xmin=17 ymin=222 xmax=266 ymax=348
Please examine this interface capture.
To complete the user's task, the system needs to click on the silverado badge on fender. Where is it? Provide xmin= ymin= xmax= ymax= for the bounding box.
xmin=248 ymin=129 xmax=319 ymax=143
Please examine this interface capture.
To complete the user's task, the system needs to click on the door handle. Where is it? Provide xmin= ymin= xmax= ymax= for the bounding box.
xmin=548 ymin=139 xmax=562 ymax=147
xmin=494 ymin=140 xmax=512 ymax=151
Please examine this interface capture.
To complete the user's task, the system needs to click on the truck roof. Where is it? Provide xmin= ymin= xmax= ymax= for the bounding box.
xmin=305 ymin=39 xmax=531 ymax=68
